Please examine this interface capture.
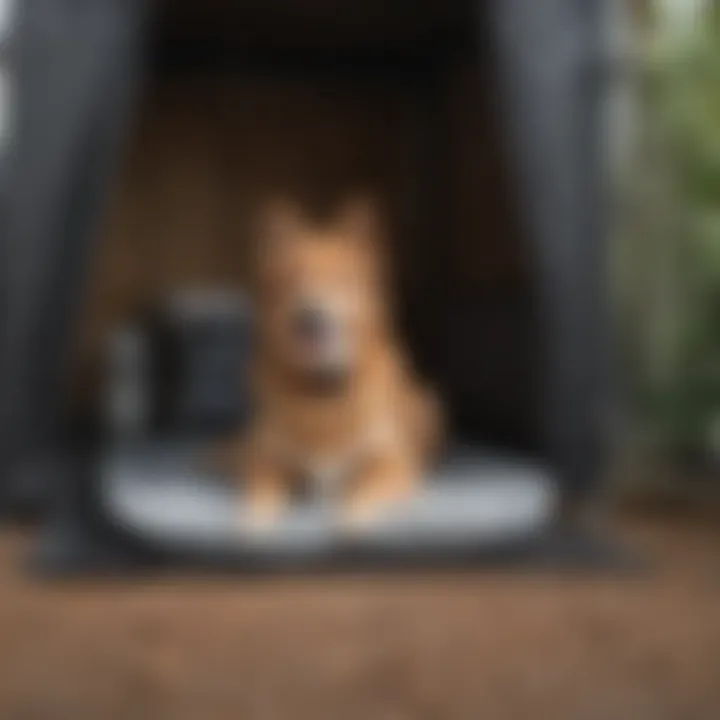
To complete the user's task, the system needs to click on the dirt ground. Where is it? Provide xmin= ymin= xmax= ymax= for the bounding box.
xmin=0 ymin=514 xmax=718 ymax=720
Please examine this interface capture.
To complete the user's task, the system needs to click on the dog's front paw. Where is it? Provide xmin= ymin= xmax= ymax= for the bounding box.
xmin=236 ymin=493 xmax=286 ymax=538
xmin=339 ymin=495 xmax=391 ymax=534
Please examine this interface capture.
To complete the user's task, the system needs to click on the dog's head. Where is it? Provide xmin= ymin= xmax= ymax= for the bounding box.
xmin=254 ymin=197 xmax=388 ymax=389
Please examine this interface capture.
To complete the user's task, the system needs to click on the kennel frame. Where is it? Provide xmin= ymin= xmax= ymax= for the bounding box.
xmin=0 ymin=0 xmax=614 ymax=570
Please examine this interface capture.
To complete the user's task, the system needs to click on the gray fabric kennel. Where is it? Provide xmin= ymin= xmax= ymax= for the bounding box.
xmin=0 ymin=0 xmax=615 ymax=573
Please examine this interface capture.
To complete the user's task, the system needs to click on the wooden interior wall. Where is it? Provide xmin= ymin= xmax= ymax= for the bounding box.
xmin=446 ymin=66 xmax=525 ymax=287
xmin=72 ymin=64 xmax=524 ymax=410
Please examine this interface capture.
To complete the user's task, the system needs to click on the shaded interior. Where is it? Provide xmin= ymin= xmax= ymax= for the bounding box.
xmin=72 ymin=0 xmax=541 ymax=455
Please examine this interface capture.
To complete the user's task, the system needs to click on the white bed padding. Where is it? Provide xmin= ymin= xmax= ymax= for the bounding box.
xmin=101 ymin=442 xmax=559 ymax=557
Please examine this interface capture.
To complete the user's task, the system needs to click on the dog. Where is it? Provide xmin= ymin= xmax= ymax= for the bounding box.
xmin=237 ymin=197 xmax=443 ymax=529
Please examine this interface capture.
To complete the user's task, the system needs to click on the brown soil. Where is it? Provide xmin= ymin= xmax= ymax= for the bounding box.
xmin=0 ymin=515 xmax=718 ymax=720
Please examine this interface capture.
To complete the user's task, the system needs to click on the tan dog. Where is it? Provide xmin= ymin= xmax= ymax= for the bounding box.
xmin=238 ymin=198 xmax=442 ymax=529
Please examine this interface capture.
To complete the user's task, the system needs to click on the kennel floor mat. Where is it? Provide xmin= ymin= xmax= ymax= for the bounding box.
xmin=100 ymin=442 xmax=558 ymax=555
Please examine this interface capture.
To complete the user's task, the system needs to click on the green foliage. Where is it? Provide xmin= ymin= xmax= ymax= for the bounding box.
xmin=633 ymin=3 xmax=720 ymax=459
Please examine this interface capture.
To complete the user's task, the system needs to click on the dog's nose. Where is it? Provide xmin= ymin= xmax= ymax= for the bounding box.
xmin=293 ymin=305 xmax=329 ymax=342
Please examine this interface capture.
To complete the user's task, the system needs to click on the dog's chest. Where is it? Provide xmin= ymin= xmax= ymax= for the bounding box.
xmin=269 ymin=413 xmax=393 ymax=498
xmin=263 ymin=370 xmax=400 ymax=496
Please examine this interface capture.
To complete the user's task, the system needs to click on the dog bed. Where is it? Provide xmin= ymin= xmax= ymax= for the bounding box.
xmin=100 ymin=441 xmax=558 ymax=558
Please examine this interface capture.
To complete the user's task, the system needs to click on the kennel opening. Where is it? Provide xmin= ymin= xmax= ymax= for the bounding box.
xmin=1 ymin=0 xmax=612 ymax=570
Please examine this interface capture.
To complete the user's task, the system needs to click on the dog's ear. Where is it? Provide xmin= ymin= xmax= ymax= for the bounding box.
xmin=258 ymin=198 xmax=305 ymax=249
xmin=334 ymin=195 xmax=392 ymax=301
xmin=334 ymin=195 xmax=382 ymax=247
xmin=255 ymin=198 xmax=305 ymax=284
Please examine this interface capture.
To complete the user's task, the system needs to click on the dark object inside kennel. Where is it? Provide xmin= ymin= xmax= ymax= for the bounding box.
xmin=0 ymin=0 xmax=618 ymax=573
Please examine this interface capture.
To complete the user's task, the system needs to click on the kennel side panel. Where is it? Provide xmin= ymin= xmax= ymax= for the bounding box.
xmin=0 ymin=0 xmax=146 ymax=511
xmin=487 ymin=0 xmax=611 ymax=500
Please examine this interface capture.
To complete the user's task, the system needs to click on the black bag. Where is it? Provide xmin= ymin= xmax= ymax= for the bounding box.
xmin=105 ymin=290 xmax=253 ymax=439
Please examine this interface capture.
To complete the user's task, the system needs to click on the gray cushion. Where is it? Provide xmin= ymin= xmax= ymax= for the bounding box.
xmin=101 ymin=442 xmax=558 ymax=555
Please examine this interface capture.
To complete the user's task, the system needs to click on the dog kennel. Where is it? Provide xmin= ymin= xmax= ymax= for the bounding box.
xmin=1 ymin=0 xmax=616 ymax=572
